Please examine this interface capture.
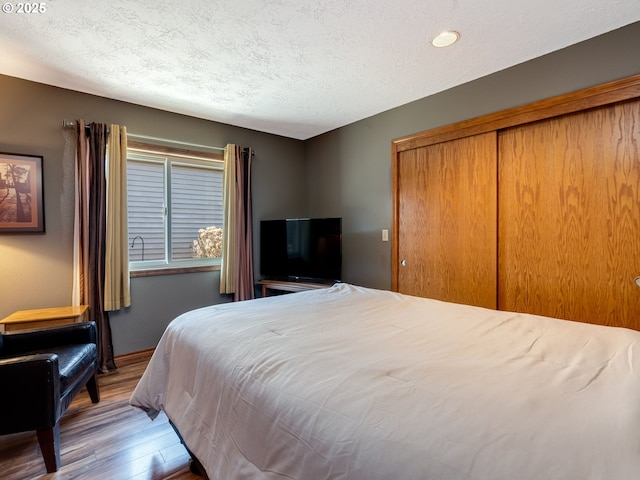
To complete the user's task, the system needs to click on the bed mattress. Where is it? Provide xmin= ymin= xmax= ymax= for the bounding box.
xmin=130 ymin=283 xmax=640 ymax=479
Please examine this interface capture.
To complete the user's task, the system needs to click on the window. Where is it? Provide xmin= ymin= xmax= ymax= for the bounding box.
xmin=127 ymin=142 xmax=224 ymax=273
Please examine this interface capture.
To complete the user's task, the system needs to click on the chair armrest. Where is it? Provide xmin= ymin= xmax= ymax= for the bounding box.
xmin=0 ymin=354 xmax=61 ymax=433
xmin=0 ymin=321 xmax=97 ymax=356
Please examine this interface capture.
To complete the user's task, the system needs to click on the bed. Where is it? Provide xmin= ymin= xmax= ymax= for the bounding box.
xmin=130 ymin=283 xmax=640 ymax=479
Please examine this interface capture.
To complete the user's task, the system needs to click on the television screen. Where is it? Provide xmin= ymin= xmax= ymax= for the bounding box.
xmin=260 ymin=218 xmax=342 ymax=282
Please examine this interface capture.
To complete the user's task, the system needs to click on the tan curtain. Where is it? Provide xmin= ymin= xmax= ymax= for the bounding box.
xmin=220 ymin=145 xmax=238 ymax=294
xmin=104 ymin=124 xmax=131 ymax=311
xmin=219 ymin=144 xmax=254 ymax=300
xmin=73 ymin=120 xmax=117 ymax=373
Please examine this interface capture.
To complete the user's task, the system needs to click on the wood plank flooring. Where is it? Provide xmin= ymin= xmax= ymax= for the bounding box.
xmin=0 ymin=350 xmax=202 ymax=480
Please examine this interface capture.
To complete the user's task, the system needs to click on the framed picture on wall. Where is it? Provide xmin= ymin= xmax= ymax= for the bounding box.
xmin=0 ymin=152 xmax=45 ymax=233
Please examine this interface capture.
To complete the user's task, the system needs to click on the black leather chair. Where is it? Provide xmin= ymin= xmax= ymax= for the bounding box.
xmin=0 ymin=321 xmax=100 ymax=472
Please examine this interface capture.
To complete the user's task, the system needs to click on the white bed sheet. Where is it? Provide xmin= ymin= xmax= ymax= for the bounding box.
xmin=130 ymin=283 xmax=640 ymax=479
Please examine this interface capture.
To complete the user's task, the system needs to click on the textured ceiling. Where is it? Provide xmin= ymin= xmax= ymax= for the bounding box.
xmin=1 ymin=1 xmax=639 ymax=140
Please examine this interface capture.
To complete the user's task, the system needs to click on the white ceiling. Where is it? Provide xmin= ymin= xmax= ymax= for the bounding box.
xmin=1 ymin=1 xmax=639 ymax=140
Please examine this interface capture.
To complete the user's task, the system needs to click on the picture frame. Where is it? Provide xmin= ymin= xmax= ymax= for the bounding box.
xmin=0 ymin=152 xmax=45 ymax=233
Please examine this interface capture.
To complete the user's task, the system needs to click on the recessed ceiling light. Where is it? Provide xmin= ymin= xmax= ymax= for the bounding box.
xmin=431 ymin=31 xmax=460 ymax=48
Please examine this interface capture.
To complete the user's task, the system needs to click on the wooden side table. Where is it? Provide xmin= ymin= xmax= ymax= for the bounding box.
xmin=0 ymin=305 xmax=89 ymax=332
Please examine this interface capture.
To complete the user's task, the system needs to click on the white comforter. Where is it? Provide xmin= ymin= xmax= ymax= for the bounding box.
xmin=130 ymin=283 xmax=640 ymax=480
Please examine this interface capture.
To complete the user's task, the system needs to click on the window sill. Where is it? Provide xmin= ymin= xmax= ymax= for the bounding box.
xmin=130 ymin=264 xmax=220 ymax=278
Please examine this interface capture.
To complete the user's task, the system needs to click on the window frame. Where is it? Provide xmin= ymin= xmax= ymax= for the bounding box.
xmin=127 ymin=141 xmax=225 ymax=277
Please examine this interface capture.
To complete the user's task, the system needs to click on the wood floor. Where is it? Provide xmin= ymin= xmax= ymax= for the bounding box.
xmin=0 ymin=350 xmax=202 ymax=480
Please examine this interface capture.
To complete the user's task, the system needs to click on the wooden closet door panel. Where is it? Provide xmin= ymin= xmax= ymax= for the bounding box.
xmin=397 ymin=132 xmax=497 ymax=308
xmin=498 ymin=101 xmax=640 ymax=329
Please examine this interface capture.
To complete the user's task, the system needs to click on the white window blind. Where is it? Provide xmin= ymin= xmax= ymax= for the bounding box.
xmin=127 ymin=159 xmax=166 ymax=262
xmin=171 ymin=163 xmax=224 ymax=260
xmin=127 ymin=148 xmax=224 ymax=270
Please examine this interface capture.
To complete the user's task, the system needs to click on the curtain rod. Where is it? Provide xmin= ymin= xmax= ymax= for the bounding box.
xmin=62 ymin=119 xmax=110 ymax=134
xmin=63 ymin=120 xmax=225 ymax=152
xmin=62 ymin=120 xmax=254 ymax=156
xmin=128 ymin=134 xmax=254 ymax=156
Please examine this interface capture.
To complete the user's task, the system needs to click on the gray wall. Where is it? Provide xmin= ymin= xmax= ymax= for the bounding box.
xmin=1 ymin=22 xmax=639 ymax=355
xmin=305 ymin=22 xmax=640 ymax=290
xmin=0 ymin=76 xmax=305 ymax=354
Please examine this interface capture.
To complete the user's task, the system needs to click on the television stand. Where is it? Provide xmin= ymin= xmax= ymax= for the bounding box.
xmin=258 ymin=279 xmax=334 ymax=297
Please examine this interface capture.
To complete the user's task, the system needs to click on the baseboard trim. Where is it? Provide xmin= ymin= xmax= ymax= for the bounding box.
xmin=114 ymin=348 xmax=155 ymax=367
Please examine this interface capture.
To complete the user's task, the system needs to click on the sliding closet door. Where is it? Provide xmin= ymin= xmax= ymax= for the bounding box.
xmin=396 ymin=132 xmax=497 ymax=308
xmin=498 ymin=100 xmax=640 ymax=329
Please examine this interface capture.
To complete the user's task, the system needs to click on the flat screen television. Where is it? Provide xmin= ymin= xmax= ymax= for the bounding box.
xmin=260 ymin=217 xmax=342 ymax=283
